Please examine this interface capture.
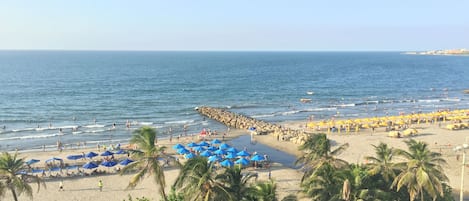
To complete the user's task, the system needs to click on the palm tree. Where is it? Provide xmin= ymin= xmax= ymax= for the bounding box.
xmin=365 ymin=142 xmax=398 ymax=183
xmin=217 ymin=166 xmax=256 ymax=200
xmin=392 ymin=139 xmax=449 ymax=201
xmin=296 ymin=133 xmax=349 ymax=181
xmin=249 ymin=180 xmax=278 ymax=201
xmin=173 ymin=156 xmax=231 ymax=201
xmin=301 ymin=163 xmax=342 ymax=201
xmin=0 ymin=152 xmax=45 ymax=201
xmin=120 ymin=126 xmax=169 ymax=200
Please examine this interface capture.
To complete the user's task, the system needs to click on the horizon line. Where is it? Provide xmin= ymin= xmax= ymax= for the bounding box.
xmin=0 ymin=49 xmax=414 ymax=52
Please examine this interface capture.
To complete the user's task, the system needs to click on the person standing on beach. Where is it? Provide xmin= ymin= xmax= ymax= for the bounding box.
xmin=59 ymin=180 xmax=64 ymax=191
xmin=98 ymin=180 xmax=103 ymax=192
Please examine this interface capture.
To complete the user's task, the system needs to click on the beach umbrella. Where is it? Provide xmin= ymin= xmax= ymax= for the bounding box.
xmin=177 ymin=148 xmax=190 ymax=155
xmin=185 ymin=152 xmax=196 ymax=159
xmin=82 ymin=162 xmax=98 ymax=169
xmin=85 ymin=152 xmax=99 ymax=158
xmin=249 ymin=127 xmax=256 ymax=131
xmin=66 ymin=154 xmax=84 ymax=160
xmin=187 ymin=142 xmax=199 ymax=147
xmin=235 ymin=158 xmax=250 ymax=166
xmin=213 ymin=149 xmax=226 ymax=155
xmin=236 ymin=150 xmax=250 ymax=157
xmin=250 ymin=154 xmax=265 ymax=161
xmin=66 ymin=165 xmax=79 ymax=170
xmin=101 ymin=160 xmax=117 ymax=167
xmin=119 ymin=158 xmax=134 ymax=166
xmin=193 ymin=146 xmax=206 ymax=152
xmin=219 ymin=143 xmax=230 ymax=150
xmin=16 ymin=170 xmax=28 ymax=175
xmin=31 ymin=169 xmax=45 ymax=174
xmin=200 ymin=150 xmax=212 ymax=157
xmin=211 ymin=139 xmax=222 ymax=144
xmin=225 ymin=152 xmax=237 ymax=159
xmin=25 ymin=159 xmax=40 ymax=165
xmin=220 ymin=159 xmax=234 ymax=167
xmin=198 ymin=141 xmax=210 ymax=146
xmin=172 ymin=143 xmax=185 ymax=150
xmin=50 ymin=167 xmax=61 ymax=172
xmin=45 ymin=157 xmax=63 ymax=163
xmin=115 ymin=149 xmax=127 ymax=155
xmin=207 ymin=146 xmax=218 ymax=151
xmin=226 ymin=147 xmax=238 ymax=153
xmin=101 ymin=150 xmax=114 ymax=156
xmin=208 ymin=155 xmax=222 ymax=162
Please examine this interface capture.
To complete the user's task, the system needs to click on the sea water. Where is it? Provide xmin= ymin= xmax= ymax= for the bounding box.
xmin=1 ymin=51 xmax=468 ymax=151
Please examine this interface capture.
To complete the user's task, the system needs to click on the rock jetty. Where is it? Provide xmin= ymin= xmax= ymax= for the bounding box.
xmin=196 ymin=106 xmax=311 ymax=145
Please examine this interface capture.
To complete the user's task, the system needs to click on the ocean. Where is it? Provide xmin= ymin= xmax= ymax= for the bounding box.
xmin=1 ymin=51 xmax=468 ymax=151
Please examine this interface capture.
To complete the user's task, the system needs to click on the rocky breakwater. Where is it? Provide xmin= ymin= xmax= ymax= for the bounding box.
xmin=196 ymin=106 xmax=311 ymax=145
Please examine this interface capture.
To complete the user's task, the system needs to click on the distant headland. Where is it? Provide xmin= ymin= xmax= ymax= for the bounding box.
xmin=404 ymin=48 xmax=469 ymax=56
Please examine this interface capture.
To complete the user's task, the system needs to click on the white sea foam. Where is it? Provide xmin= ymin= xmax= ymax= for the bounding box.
xmin=164 ymin=120 xmax=194 ymax=124
xmin=418 ymin=99 xmax=440 ymax=103
xmin=251 ymin=114 xmax=276 ymax=118
xmin=282 ymin=110 xmax=301 ymax=115
xmin=0 ymin=133 xmax=61 ymax=141
xmin=83 ymin=124 xmax=106 ymax=128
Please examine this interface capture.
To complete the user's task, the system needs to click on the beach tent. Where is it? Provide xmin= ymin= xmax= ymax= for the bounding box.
xmin=200 ymin=150 xmax=212 ymax=157
xmin=119 ymin=158 xmax=134 ymax=166
xmin=82 ymin=162 xmax=98 ymax=169
xmin=25 ymin=159 xmax=40 ymax=165
xmin=115 ymin=149 xmax=127 ymax=155
xmin=85 ymin=152 xmax=99 ymax=158
xmin=235 ymin=158 xmax=250 ymax=166
xmin=193 ymin=146 xmax=206 ymax=152
xmin=225 ymin=152 xmax=237 ymax=159
xmin=177 ymin=148 xmax=190 ymax=155
xmin=198 ymin=141 xmax=210 ymax=146
xmin=220 ymin=159 xmax=234 ymax=167
xmin=185 ymin=152 xmax=196 ymax=159
xmin=172 ymin=144 xmax=185 ymax=150
xmin=211 ymin=139 xmax=222 ymax=144
xmin=250 ymin=155 xmax=265 ymax=161
xmin=67 ymin=155 xmax=84 ymax=160
xmin=100 ymin=161 xmax=117 ymax=167
xmin=236 ymin=150 xmax=250 ymax=157
xmin=187 ymin=142 xmax=199 ymax=147
xmin=226 ymin=147 xmax=238 ymax=153
xmin=101 ymin=150 xmax=114 ymax=156
xmin=219 ymin=143 xmax=230 ymax=150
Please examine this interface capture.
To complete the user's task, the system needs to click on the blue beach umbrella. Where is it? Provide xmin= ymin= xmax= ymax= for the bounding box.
xmin=220 ymin=159 xmax=234 ymax=167
xmin=82 ymin=162 xmax=98 ymax=169
xmin=207 ymin=146 xmax=218 ymax=151
xmin=235 ymin=158 xmax=250 ymax=166
xmin=236 ymin=150 xmax=250 ymax=157
xmin=119 ymin=158 xmax=134 ymax=166
xmin=67 ymin=155 xmax=84 ymax=160
xmin=185 ymin=152 xmax=196 ymax=159
xmin=226 ymin=147 xmax=238 ymax=153
xmin=45 ymin=157 xmax=63 ymax=163
xmin=85 ymin=152 xmax=99 ymax=158
xmin=250 ymin=154 xmax=265 ymax=161
xmin=50 ymin=167 xmax=61 ymax=172
xmin=213 ymin=149 xmax=226 ymax=155
xmin=66 ymin=165 xmax=79 ymax=170
xmin=187 ymin=142 xmax=199 ymax=147
xmin=101 ymin=150 xmax=114 ymax=156
xmin=101 ymin=160 xmax=117 ymax=167
xmin=219 ymin=143 xmax=230 ymax=150
xmin=25 ymin=159 xmax=40 ymax=165
xmin=211 ymin=139 xmax=222 ymax=144
xmin=193 ymin=146 xmax=206 ymax=152
xmin=208 ymin=155 xmax=222 ymax=163
xmin=200 ymin=150 xmax=212 ymax=157
xmin=31 ymin=169 xmax=45 ymax=174
xmin=249 ymin=127 xmax=256 ymax=131
xmin=177 ymin=148 xmax=190 ymax=155
xmin=225 ymin=152 xmax=237 ymax=159
xmin=172 ymin=144 xmax=185 ymax=150
xmin=115 ymin=149 xmax=127 ymax=155
xmin=198 ymin=141 xmax=210 ymax=147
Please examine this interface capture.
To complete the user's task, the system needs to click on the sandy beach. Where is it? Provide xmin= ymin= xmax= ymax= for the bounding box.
xmin=6 ymin=118 xmax=469 ymax=200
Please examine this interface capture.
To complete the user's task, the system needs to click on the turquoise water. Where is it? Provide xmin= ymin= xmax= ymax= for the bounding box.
xmin=1 ymin=51 xmax=468 ymax=151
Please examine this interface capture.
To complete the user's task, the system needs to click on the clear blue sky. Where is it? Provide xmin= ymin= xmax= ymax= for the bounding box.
xmin=1 ymin=0 xmax=468 ymax=51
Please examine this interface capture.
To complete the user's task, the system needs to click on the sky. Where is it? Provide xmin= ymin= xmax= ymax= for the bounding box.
xmin=1 ymin=0 xmax=468 ymax=51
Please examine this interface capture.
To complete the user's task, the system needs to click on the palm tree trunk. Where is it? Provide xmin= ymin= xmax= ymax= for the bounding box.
xmin=160 ymin=188 xmax=168 ymax=201
xmin=11 ymin=188 xmax=18 ymax=201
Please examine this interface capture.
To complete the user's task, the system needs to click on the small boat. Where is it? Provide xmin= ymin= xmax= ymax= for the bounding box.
xmin=306 ymin=91 xmax=314 ymax=95
xmin=300 ymin=98 xmax=312 ymax=103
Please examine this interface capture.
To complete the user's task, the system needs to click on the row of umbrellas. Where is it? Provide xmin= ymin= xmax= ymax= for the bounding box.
xmin=26 ymin=150 xmax=129 ymax=166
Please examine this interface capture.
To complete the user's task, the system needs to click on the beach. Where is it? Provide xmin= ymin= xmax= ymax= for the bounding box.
xmin=12 ymin=129 xmax=306 ymax=201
